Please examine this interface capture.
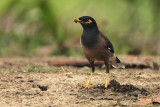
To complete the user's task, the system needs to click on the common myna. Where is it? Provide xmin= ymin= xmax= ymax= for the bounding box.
xmin=74 ymin=16 xmax=125 ymax=89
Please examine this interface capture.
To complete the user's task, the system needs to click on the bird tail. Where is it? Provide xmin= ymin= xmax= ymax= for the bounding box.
xmin=109 ymin=55 xmax=125 ymax=69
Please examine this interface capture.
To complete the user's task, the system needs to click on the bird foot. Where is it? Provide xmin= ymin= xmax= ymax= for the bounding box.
xmin=105 ymin=84 xmax=108 ymax=88
xmin=84 ymin=85 xmax=94 ymax=89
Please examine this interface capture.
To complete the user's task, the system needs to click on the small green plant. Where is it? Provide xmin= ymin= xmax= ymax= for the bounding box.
xmin=111 ymin=73 xmax=116 ymax=77
xmin=20 ymin=66 xmax=55 ymax=72
xmin=84 ymin=72 xmax=91 ymax=75
xmin=25 ymin=67 xmax=41 ymax=72
xmin=43 ymin=66 xmax=54 ymax=71
xmin=83 ymin=71 xmax=102 ymax=75
xmin=54 ymin=66 xmax=64 ymax=72
xmin=2 ymin=69 xmax=17 ymax=73
xmin=15 ymin=92 xmax=24 ymax=96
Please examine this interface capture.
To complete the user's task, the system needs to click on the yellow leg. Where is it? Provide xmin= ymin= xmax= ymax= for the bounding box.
xmin=105 ymin=73 xmax=109 ymax=88
xmin=84 ymin=72 xmax=93 ymax=89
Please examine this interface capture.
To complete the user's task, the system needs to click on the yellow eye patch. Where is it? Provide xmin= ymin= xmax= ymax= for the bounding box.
xmin=85 ymin=19 xmax=92 ymax=24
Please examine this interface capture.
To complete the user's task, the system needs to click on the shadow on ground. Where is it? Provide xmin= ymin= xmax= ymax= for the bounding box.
xmin=76 ymin=79 xmax=148 ymax=102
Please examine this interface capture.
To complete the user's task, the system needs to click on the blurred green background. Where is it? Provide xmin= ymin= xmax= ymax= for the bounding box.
xmin=0 ymin=0 xmax=160 ymax=56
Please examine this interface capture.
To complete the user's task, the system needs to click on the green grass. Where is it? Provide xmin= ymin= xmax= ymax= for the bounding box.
xmin=20 ymin=66 xmax=56 ymax=72
xmin=15 ymin=92 xmax=24 ymax=96
xmin=22 ymin=67 xmax=42 ymax=72
xmin=1 ymin=66 xmax=64 ymax=73
xmin=83 ymin=70 xmax=106 ymax=75
xmin=2 ymin=69 xmax=17 ymax=73
xmin=111 ymin=73 xmax=116 ymax=77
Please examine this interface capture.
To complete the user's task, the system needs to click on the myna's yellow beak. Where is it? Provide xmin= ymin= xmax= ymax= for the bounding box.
xmin=74 ymin=18 xmax=82 ymax=23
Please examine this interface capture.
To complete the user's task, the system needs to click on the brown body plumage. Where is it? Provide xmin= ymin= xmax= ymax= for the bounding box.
xmin=82 ymin=32 xmax=113 ymax=62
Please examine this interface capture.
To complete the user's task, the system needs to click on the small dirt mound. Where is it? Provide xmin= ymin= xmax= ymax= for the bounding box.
xmin=76 ymin=79 xmax=148 ymax=101
xmin=109 ymin=79 xmax=148 ymax=96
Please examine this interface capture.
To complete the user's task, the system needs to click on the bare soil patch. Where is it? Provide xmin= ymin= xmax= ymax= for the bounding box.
xmin=0 ymin=56 xmax=159 ymax=106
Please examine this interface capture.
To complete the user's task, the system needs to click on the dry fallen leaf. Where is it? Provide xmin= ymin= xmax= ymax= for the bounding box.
xmin=139 ymin=93 xmax=160 ymax=104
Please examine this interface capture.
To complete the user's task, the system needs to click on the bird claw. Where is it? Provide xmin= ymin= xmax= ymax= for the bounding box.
xmin=105 ymin=84 xmax=108 ymax=88
xmin=84 ymin=85 xmax=89 ymax=89
xmin=84 ymin=85 xmax=94 ymax=89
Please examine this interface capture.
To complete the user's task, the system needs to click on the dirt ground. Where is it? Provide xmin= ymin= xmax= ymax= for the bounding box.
xmin=0 ymin=56 xmax=160 ymax=107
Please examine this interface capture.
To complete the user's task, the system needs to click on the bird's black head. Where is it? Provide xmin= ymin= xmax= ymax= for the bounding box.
xmin=74 ymin=16 xmax=98 ymax=31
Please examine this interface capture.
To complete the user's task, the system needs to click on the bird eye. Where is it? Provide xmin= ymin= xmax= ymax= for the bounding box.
xmin=84 ymin=19 xmax=92 ymax=24
xmin=83 ymin=19 xmax=88 ymax=22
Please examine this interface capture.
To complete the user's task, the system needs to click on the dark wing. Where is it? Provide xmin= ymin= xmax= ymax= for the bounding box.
xmin=99 ymin=32 xmax=125 ymax=68
xmin=99 ymin=32 xmax=114 ymax=54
